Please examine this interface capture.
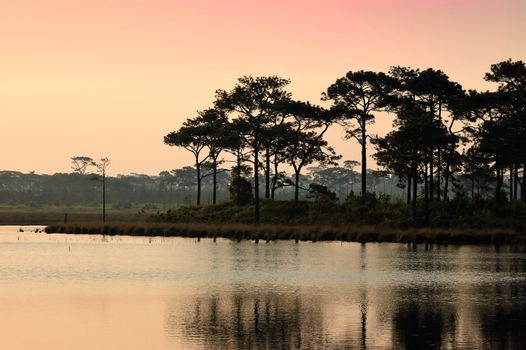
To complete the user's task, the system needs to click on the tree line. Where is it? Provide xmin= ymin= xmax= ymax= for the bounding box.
xmin=0 ymin=165 xmax=409 ymax=208
xmin=164 ymin=60 xmax=526 ymax=222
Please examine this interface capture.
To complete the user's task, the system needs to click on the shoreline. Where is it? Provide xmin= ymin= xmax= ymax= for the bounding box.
xmin=44 ymin=222 xmax=526 ymax=245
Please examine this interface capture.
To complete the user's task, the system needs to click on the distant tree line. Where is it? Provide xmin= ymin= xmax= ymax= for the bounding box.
xmin=0 ymin=171 xmax=174 ymax=208
xmin=164 ymin=60 xmax=526 ymax=222
xmin=0 ymin=165 xmax=410 ymax=208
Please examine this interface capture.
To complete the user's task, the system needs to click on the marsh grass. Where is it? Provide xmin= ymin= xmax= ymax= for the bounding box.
xmin=0 ymin=207 xmax=146 ymax=225
xmin=45 ymin=222 xmax=525 ymax=245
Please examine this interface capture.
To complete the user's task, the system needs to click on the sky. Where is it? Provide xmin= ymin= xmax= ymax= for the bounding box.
xmin=1 ymin=0 xmax=525 ymax=175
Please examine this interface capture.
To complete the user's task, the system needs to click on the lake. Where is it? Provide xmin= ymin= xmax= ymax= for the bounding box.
xmin=0 ymin=226 xmax=525 ymax=349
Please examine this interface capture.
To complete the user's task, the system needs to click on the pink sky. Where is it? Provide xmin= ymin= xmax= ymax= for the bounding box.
xmin=1 ymin=0 xmax=525 ymax=175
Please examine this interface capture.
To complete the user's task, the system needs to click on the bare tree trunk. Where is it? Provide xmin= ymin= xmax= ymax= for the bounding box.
xmin=294 ymin=169 xmax=300 ymax=201
xmin=412 ymin=163 xmax=418 ymax=221
xmin=236 ymin=149 xmax=241 ymax=206
xmin=407 ymin=176 xmax=412 ymax=205
xmin=437 ymin=148 xmax=441 ymax=201
xmin=424 ymin=162 xmax=429 ymax=224
xmin=102 ymin=170 xmax=106 ymax=223
xmin=212 ymin=158 xmax=217 ymax=205
xmin=265 ymin=145 xmax=270 ymax=199
xmin=196 ymin=160 xmax=201 ymax=206
xmin=271 ymin=158 xmax=279 ymax=200
xmin=495 ymin=155 xmax=502 ymax=202
xmin=254 ymin=136 xmax=260 ymax=223
xmin=444 ymin=162 xmax=450 ymax=201
xmin=436 ymin=103 xmax=442 ymax=201
xmin=514 ymin=164 xmax=519 ymax=200
xmin=430 ymin=151 xmax=434 ymax=202
xmin=361 ymin=118 xmax=367 ymax=196
xmin=510 ymin=164 xmax=513 ymax=202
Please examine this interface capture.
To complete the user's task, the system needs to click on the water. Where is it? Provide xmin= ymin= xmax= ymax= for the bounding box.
xmin=1 ymin=226 xmax=525 ymax=349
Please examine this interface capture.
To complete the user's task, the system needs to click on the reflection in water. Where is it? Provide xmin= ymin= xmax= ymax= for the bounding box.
xmin=164 ymin=243 xmax=526 ymax=350
xmin=1 ymin=227 xmax=525 ymax=349
xmin=175 ymin=293 xmax=325 ymax=349
xmin=359 ymin=244 xmax=367 ymax=350
xmin=391 ymin=288 xmax=457 ymax=349
xmin=477 ymin=282 xmax=526 ymax=350
xmin=163 ymin=285 xmax=526 ymax=350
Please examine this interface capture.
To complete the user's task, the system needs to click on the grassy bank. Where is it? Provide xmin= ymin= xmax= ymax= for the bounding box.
xmin=45 ymin=222 xmax=526 ymax=245
xmin=150 ymin=197 xmax=526 ymax=229
xmin=0 ymin=207 xmax=147 ymax=225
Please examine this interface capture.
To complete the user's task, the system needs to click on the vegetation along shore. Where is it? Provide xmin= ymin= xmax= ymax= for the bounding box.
xmin=45 ymin=221 xmax=525 ymax=245
xmin=44 ymin=198 xmax=526 ymax=245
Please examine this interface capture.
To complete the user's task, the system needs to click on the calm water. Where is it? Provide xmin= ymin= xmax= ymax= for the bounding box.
xmin=0 ymin=226 xmax=525 ymax=349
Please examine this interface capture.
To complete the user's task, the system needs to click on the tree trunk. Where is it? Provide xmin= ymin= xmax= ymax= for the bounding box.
xmin=510 ymin=164 xmax=513 ymax=202
xmin=271 ymin=158 xmax=279 ymax=200
xmin=294 ymin=169 xmax=300 ymax=201
xmin=522 ymin=164 xmax=526 ymax=201
xmin=407 ymin=175 xmax=412 ymax=205
xmin=254 ymin=135 xmax=260 ymax=223
xmin=212 ymin=158 xmax=217 ymax=205
xmin=514 ymin=164 xmax=518 ymax=200
xmin=495 ymin=155 xmax=501 ymax=201
xmin=436 ymin=102 xmax=442 ymax=201
xmin=437 ymin=148 xmax=442 ymax=201
xmin=430 ymin=151 xmax=434 ymax=202
xmin=361 ymin=118 xmax=367 ymax=196
xmin=236 ymin=149 xmax=241 ymax=206
xmin=264 ymin=145 xmax=270 ymax=199
xmin=102 ymin=170 xmax=106 ymax=223
xmin=412 ymin=163 xmax=417 ymax=221
xmin=444 ymin=161 xmax=450 ymax=201
xmin=424 ymin=162 xmax=429 ymax=224
xmin=196 ymin=160 xmax=201 ymax=206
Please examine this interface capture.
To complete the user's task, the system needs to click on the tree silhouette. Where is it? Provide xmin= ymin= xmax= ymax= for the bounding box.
xmin=197 ymin=108 xmax=230 ymax=205
xmin=94 ymin=157 xmax=111 ymax=222
xmin=215 ymin=76 xmax=291 ymax=222
xmin=324 ymin=70 xmax=397 ymax=197
xmin=223 ymin=119 xmax=252 ymax=206
xmin=70 ymin=156 xmax=95 ymax=175
xmin=389 ymin=67 xmax=464 ymax=201
xmin=278 ymin=101 xmax=339 ymax=200
xmin=155 ymin=60 xmax=526 ymax=220
xmin=484 ymin=60 xmax=526 ymax=201
xmin=461 ymin=146 xmax=493 ymax=201
xmin=164 ymin=117 xmax=210 ymax=206
xmin=374 ymin=105 xmax=451 ymax=221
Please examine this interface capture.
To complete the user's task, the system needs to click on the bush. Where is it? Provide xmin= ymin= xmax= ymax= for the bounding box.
xmin=229 ymin=176 xmax=253 ymax=205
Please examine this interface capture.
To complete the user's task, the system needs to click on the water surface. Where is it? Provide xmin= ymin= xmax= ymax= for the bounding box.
xmin=1 ymin=226 xmax=525 ymax=349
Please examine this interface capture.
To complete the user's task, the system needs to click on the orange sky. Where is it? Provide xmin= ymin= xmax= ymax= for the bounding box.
xmin=1 ymin=0 xmax=525 ymax=175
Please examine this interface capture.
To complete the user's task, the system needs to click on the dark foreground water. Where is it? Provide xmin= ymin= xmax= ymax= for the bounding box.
xmin=0 ymin=226 xmax=525 ymax=350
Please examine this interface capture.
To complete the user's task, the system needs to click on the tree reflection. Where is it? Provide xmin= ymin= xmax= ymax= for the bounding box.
xmin=478 ymin=282 xmax=526 ymax=350
xmin=162 ymin=245 xmax=526 ymax=349
xmin=391 ymin=294 xmax=456 ymax=349
xmin=171 ymin=292 xmax=328 ymax=349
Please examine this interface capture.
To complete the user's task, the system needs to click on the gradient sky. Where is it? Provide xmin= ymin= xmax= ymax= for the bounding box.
xmin=1 ymin=0 xmax=525 ymax=175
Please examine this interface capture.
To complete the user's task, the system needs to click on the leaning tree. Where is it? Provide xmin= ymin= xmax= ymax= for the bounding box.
xmin=164 ymin=117 xmax=210 ymax=206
